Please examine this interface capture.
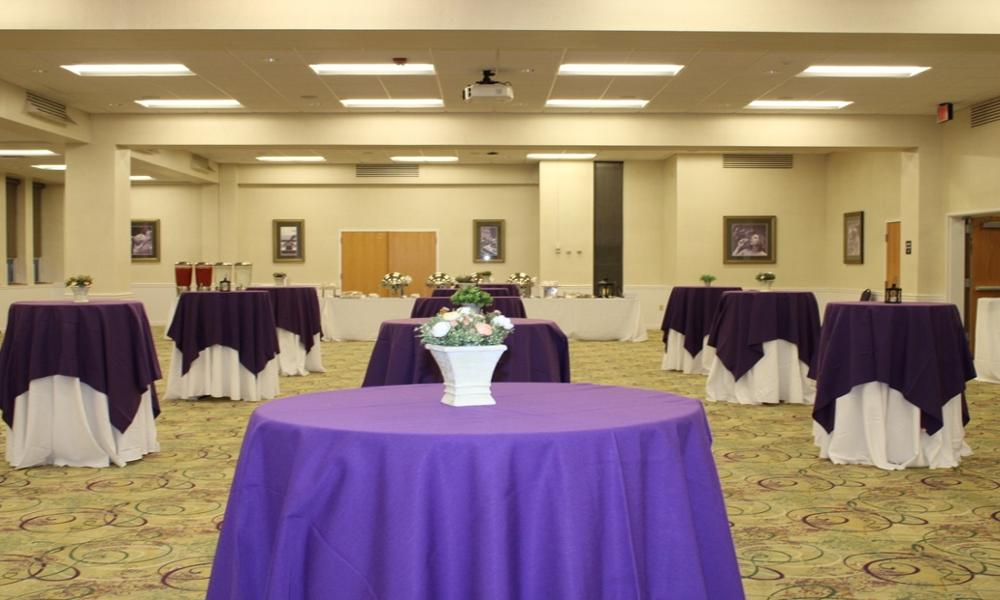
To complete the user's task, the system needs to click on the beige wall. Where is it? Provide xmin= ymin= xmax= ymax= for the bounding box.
xmin=38 ymin=184 xmax=64 ymax=284
xmin=130 ymin=184 xmax=204 ymax=283
xmin=538 ymin=161 xmax=594 ymax=285
xmin=623 ymin=161 xmax=666 ymax=285
xmin=942 ymin=110 xmax=1000 ymax=215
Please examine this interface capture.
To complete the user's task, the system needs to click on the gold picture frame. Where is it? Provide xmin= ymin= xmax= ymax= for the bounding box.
xmin=473 ymin=219 xmax=505 ymax=263
xmin=843 ymin=211 xmax=864 ymax=264
xmin=130 ymin=219 xmax=160 ymax=262
xmin=273 ymin=219 xmax=305 ymax=262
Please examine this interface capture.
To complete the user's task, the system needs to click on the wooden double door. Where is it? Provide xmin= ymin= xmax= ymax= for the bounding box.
xmin=965 ymin=216 xmax=1000 ymax=352
xmin=341 ymin=231 xmax=437 ymax=296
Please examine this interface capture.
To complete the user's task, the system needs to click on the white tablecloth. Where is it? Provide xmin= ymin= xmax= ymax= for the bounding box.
xmin=813 ymin=382 xmax=971 ymax=469
xmin=520 ymin=297 xmax=647 ymax=341
xmin=975 ymin=297 xmax=1000 ymax=383
xmin=661 ymin=331 xmax=716 ymax=374
xmin=706 ymin=340 xmax=815 ymax=404
xmin=5 ymin=375 xmax=159 ymax=469
xmin=276 ymin=329 xmax=324 ymax=376
xmin=164 ymin=345 xmax=279 ymax=401
xmin=321 ymin=298 xmax=416 ymax=341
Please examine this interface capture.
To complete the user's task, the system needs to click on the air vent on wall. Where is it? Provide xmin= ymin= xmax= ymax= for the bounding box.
xmin=24 ymin=91 xmax=76 ymax=125
xmin=355 ymin=164 xmax=419 ymax=178
xmin=723 ymin=154 xmax=793 ymax=169
xmin=971 ymin=96 xmax=1000 ymax=128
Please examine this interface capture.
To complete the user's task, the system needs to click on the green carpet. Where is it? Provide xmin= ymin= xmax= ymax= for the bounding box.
xmin=1 ymin=330 xmax=998 ymax=599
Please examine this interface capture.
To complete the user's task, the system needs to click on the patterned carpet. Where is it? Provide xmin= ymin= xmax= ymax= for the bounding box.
xmin=1 ymin=329 xmax=998 ymax=599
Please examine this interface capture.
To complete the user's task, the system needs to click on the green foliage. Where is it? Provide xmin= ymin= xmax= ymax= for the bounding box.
xmin=65 ymin=274 xmax=93 ymax=287
xmin=417 ymin=309 xmax=514 ymax=346
xmin=450 ymin=286 xmax=493 ymax=307
xmin=700 ymin=274 xmax=716 ymax=284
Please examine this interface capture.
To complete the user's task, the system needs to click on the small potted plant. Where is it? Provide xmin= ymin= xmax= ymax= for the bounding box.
xmin=700 ymin=274 xmax=716 ymax=287
xmin=450 ymin=286 xmax=493 ymax=312
xmin=273 ymin=272 xmax=288 ymax=286
xmin=755 ymin=272 xmax=776 ymax=291
xmin=380 ymin=272 xmax=412 ymax=297
xmin=418 ymin=308 xmax=515 ymax=406
xmin=474 ymin=270 xmax=493 ymax=283
xmin=65 ymin=274 xmax=93 ymax=303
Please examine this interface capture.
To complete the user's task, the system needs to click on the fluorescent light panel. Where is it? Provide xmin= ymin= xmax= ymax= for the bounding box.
xmin=0 ymin=149 xmax=57 ymax=157
xmin=135 ymin=99 xmax=242 ymax=109
xmin=526 ymin=153 xmax=597 ymax=160
xmin=546 ymin=99 xmax=648 ymax=109
xmin=310 ymin=63 xmax=435 ymax=76
xmin=746 ymin=100 xmax=853 ymax=110
xmin=390 ymin=156 xmax=458 ymax=163
xmin=130 ymin=175 xmax=155 ymax=181
xmin=340 ymin=98 xmax=443 ymax=108
xmin=559 ymin=63 xmax=684 ymax=76
xmin=62 ymin=63 xmax=193 ymax=77
xmin=256 ymin=156 xmax=326 ymax=163
xmin=32 ymin=164 xmax=66 ymax=170
xmin=799 ymin=65 xmax=930 ymax=78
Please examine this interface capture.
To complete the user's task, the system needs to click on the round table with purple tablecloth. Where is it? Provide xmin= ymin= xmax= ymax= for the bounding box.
xmin=411 ymin=296 xmax=527 ymax=318
xmin=431 ymin=283 xmax=520 ymax=297
xmin=247 ymin=286 xmax=324 ymax=376
xmin=0 ymin=300 xmax=161 ymax=468
xmin=810 ymin=302 xmax=976 ymax=469
xmin=165 ymin=291 xmax=280 ymax=401
xmin=362 ymin=318 xmax=570 ymax=386
xmin=205 ymin=382 xmax=744 ymax=600
xmin=705 ymin=290 xmax=820 ymax=405
xmin=661 ymin=285 xmax=741 ymax=374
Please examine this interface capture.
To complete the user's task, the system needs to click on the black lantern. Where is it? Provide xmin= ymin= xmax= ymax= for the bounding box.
xmin=596 ymin=278 xmax=615 ymax=298
xmin=884 ymin=284 xmax=902 ymax=304
xmin=219 ymin=276 xmax=232 ymax=292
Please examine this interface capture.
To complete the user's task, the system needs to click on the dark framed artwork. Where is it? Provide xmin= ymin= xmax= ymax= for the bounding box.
xmin=723 ymin=215 xmax=776 ymax=264
xmin=843 ymin=211 xmax=864 ymax=264
xmin=130 ymin=219 xmax=160 ymax=262
xmin=273 ymin=219 xmax=305 ymax=262
xmin=473 ymin=219 xmax=505 ymax=263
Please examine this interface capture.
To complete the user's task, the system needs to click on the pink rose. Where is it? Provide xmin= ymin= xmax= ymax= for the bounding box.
xmin=475 ymin=323 xmax=493 ymax=336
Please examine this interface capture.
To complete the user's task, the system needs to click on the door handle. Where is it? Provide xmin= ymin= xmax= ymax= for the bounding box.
xmin=974 ymin=286 xmax=1000 ymax=292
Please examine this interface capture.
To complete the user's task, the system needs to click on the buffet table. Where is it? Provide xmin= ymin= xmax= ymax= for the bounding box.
xmin=247 ymin=286 xmax=324 ymax=376
xmin=706 ymin=291 xmax=820 ymax=405
xmin=431 ymin=283 xmax=521 ymax=297
xmin=165 ymin=291 xmax=279 ymax=401
xmin=521 ymin=297 xmax=647 ymax=341
xmin=0 ymin=300 xmax=161 ymax=468
xmin=410 ymin=296 xmax=527 ymax=319
xmin=321 ymin=297 xmax=415 ymax=341
xmin=811 ymin=302 xmax=976 ymax=469
xmin=974 ymin=297 xmax=1000 ymax=383
xmin=661 ymin=286 xmax=741 ymax=374
xmin=205 ymin=383 xmax=743 ymax=600
xmin=362 ymin=318 xmax=570 ymax=386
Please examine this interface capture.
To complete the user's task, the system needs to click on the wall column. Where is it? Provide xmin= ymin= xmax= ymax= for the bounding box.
xmin=13 ymin=177 xmax=34 ymax=284
xmin=217 ymin=165 xmax=240 ymax=261
xmin=64 ymin=142 xmax=132 ymax=295
xmin=538 ymin=161 xmax=594 ymax=287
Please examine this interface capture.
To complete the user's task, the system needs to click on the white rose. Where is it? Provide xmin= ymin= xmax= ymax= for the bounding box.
xmin=492 ymin=315 xmax=514 ymax=330
xmin=457 ymin=306 xmax=475 ymax=315
xmin=441 ymin=311 xmax=461 ymax=321
xmin=430 ymin=321 xmax=452 ymax=337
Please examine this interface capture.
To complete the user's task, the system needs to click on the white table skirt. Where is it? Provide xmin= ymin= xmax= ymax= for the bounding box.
xmin=276 ymin=329 xmax=324 ymax=376
xmin=975 ymin=297 xmax=1000 ymax=383
xmin=164 ymin=345 xmax=279 ymax=401
xmin=5 ymin=375 xmax=159 ymax=469
xmin=322 ymin=298 xmax=416 ymax=341
xmin=706 ymin=339 xmax=815 ymax=405
xmin=661 ymin=331 xmax=716 ymax=374
xmin=813 ymin=382 xmax=971 ymax=470
xmin=520 ymin=297 xmax=647 ymax=341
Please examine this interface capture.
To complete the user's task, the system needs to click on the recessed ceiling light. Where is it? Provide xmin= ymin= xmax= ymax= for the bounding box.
xmin=130 ymin=175 xmax=155 ymax=181
xmin=746 ymin=100 xmax=853 ymax=110
xmin=62 ymin=64 xmax=194 ymax=77
xmin=311 ymin=64 xmax=436 ymax=76
xmin=558 ymin=64 xmax=684 ymax=76
xmin=798 ymin=65 xmax=931 ymax=78
xmin=32 ymin=164 xmax=66 ymax=170
xmin=0 ymin=149 xmax=58 ymax=157
xmin=135 ymin=99 xmax=243 ymax=109
xmin=526 ymin=153 xmax=598 ymax=160
xmin=255 ymin=156 xmax=326 ymax=162
xmin=390 ymin=156 xmax=458 ymax=163
xmin=546 ymin=99 xmax=648 ymax=109
xmin=340 ymin=98 xmax=444 ymax=108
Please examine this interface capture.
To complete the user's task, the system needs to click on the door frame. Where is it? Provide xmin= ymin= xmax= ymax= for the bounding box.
xmin=884 ymin=219 xmax=902 ymax=288
xmin=338 ymin=228 xmax=440 ymax=288
xmin=946 ymin=207 xmax=1000 ymax=323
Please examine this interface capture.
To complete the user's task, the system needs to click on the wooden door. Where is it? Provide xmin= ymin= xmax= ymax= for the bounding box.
xmin=965 ymin=216 xmax=1000 ymax=352
xmin=388 ymin=232 xmax=437 ymax=296
xmin=341 ymin=231 xmax=388 ymax=296
xmin=885 ymin=221 xmax=901 ymax=287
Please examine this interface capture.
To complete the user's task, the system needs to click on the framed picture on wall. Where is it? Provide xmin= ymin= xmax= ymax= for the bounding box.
xmin=843 ymin=211 xmax=864 ymax=264
xmin=130 ymin=219 xmax=160 ymax=262
xmin=473 ymin=219 xmax=505 ymax=263
xmin=723 ymin=215 xmax=776 ymax=264
xmin=273 ymin=219 xmax=305 ymax=262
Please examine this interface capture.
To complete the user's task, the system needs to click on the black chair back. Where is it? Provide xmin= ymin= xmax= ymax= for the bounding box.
xmin=859 ymin=289 xmax=873 ymax=302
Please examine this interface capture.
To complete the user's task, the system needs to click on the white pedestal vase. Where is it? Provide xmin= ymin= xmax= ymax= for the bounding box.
xmin=426 ymin=344 xmax=507 ymax=407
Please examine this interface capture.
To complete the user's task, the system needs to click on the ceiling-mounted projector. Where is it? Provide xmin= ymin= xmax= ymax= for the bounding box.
xmin=463 ymin=69 xmax=514 ymax=103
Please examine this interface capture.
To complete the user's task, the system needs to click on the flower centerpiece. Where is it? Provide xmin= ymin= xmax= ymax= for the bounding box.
xmin=507 ymin=272 xmax=536 ymax=298
xmin=450 ymin=285 xmax=493 ymax=312
xmin=426 ymin=272 xmax=456 ymax=289
xmin=755 ymin=271 xmax=776 ymax=291
xmin=418 ymin=307 xmax=515 ymax=406
xmin=65 ymin=274 xmax=93 ymax=303
xmin=474 ymin=270 xmax=493 ymax=283
xmin=380 ymin=272 xmax=412 ymax=296
xmin=272 ymin=272 xmax=288 ymax=286
xmin=700 ymin=274 xmax=716 ymax=287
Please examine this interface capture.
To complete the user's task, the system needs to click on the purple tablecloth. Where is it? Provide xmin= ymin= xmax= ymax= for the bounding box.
xmin=431 ymin=284 xmax=521 ymax=297
xmin=0 ymin=300 xmax=161 ymax=433
xmin=661 ymin=286 xmax=742 ymax=356
xmin=810 ymin=302 xmax=975 ymax=435
xmin=247 ymin=286 xmax=322 ymax=352
xmin=206 ymin=382 xmax=743 ymax=600
xmin=707 ymin=291 xmax=821 ymax=380
xmin=411 ymin=296 xmax=527 ymax=318
xmin=166 ymin=291 xmax=278 ymax=375
xmin=362 ymin=318 xmax=570 ymax=386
